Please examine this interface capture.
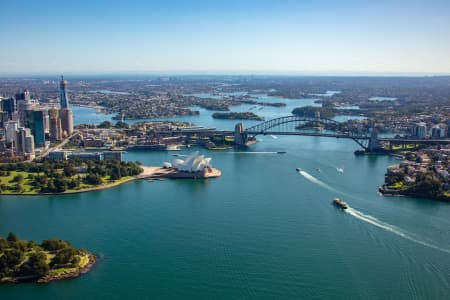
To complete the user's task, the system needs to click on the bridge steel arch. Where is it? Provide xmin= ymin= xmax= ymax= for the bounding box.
xmin=245 ymin=115 xmax=340 ymax=134
xmin=243 ymin=115 xmax=370 ymax=150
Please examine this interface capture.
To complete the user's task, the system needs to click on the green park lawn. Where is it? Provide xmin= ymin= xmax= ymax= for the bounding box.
xmin=0 ymin=170 xmax=134 ymax=195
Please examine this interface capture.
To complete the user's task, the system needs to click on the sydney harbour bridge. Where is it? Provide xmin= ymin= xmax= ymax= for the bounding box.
xmin=163 ymin=115 xmax=450 ymax=152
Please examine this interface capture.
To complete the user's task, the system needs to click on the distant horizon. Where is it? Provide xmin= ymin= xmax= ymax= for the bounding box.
xmin=1 ymin=70 xmax=450 ymax=78
xmin=1 ymin=0 xmax=450 ymax=74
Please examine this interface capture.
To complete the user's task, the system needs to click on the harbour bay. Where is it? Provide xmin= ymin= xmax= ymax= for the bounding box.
xmin=1 ymin=98 xmax=450 ymax=299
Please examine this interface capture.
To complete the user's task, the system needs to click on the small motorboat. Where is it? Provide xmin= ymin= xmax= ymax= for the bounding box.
xmin=332 ymin=197 xmax=348 ymax=209
xmin=277 ymin=151 xmax=286 ymax=154
xmin=296 ymin=167 xmax=302 ymax=172
xmin=316 ymin=168 xmax=321 ymax=172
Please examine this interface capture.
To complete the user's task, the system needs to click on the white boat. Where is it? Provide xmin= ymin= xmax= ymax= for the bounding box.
xmin=166 ymin=144 xmax=181 ymax=151
xmin=336 ymin=167 xmax=344 ymax=174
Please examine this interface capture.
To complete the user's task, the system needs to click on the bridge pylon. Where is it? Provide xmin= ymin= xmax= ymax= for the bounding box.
xmin=234 ymin=123 xmax=249 ymax=146
xmin=368 ymin=128 xmax=382 ymax=152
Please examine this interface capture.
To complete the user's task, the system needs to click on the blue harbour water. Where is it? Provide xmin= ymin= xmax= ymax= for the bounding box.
xmin=1 ymin=94 xmax=450 ymax=299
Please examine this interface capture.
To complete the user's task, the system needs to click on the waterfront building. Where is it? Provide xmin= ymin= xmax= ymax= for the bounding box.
xmin=69 ymin=152 xmax=103 ymax=161
xmin=103 ymin=151 xmax=123 ymax=161
xmin=60 ymin=76 xmax=70 ymax=108
xmin=48 ymin=150 xmax=71 ymax=160
xmin=412 ymin=122 xmax=427 ymax=138
xmin=431 ymin=125 xmax=446 ymax=138
xmin=171 ymin=151 xmax=212 ymax=172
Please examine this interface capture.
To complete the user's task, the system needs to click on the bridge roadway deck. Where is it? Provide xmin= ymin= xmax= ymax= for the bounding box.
xmin=157 ymin=130 xmax=450 ymax=144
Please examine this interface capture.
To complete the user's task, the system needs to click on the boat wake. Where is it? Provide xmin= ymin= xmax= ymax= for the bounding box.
xmin=345 ymin=207 xmax=450 ymax=254
xmin=298 ymin=169 xmax=450 ymax=254
xmin=298 ymin=169 xmax=342 ymax=194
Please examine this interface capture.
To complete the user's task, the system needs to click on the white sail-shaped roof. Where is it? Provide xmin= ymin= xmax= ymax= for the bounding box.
xmin=172 ymin=151 xmax=212 ymax=172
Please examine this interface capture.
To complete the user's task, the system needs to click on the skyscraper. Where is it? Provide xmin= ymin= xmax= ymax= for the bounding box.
xmin=2 ymin=97 xmax=16 ymax=119
xmin=60 ymin=75 xmax=70 ymax=108
xmin=60 ymin=108 xmax=73 ymax=137
xmin=59 ymin=75 xmax=73 ymax=138
xmin=24 ymin=110 xmax=46 ymax=147
xmin=49 ymin=107 xmax=62 ymax=141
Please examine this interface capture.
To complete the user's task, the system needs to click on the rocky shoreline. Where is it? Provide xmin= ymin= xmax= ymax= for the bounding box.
xmin=379 ymin=185 xmax=450 ymax=202
xmin=37 ymin=253 xmax=97 ymax=283
xmin=1 ymin=253 xmax=97 ymax=284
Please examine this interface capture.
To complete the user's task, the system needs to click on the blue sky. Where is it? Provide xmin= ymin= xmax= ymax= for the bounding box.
xmin=1 ymin=0 xmax=450 ymax=74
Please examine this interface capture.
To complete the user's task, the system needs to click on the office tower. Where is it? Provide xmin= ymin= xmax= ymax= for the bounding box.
xmin=15 ymin=90 xmax=31 ymax=103
xmin=43 ymin=112 xmax=50 ymax=133
xmin=59 ymin=108 xmax=73 ymax=138
xmin=412 ymin=122 xmax=427 ymax=138
xmin=5 ymin=121 xmax=18 ymax=145
xmin=25 ymin=135 xmax=35 ymax=158
xmin=15 ymin=127 xmax=31 ymax=154
xmin=59 ymin=75 xmax=73 ymax=138
xmin=24 ymin=110 xmax=46 ymax=147
xmin=0 ymin=111 xmax=8 ymax=129
xmin=2 ymin=97 xmax=16 ymax=119
xmin=60 ymin=76 xmax=70 ymax=108
xmin=49 ymin=108 xmax=62 ymax=141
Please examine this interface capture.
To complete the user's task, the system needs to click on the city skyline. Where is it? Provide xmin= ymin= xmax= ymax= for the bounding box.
xmin=1 ymin=0 xmax=450 ymax=75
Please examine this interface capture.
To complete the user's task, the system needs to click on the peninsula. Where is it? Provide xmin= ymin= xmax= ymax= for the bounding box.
xmin=380 ymin=146 xmax=450 ymax=201
xmin=0 ymin=233 xmax=96 ymax=283
xmin=212 ymin=112 xmax=263 ymax=121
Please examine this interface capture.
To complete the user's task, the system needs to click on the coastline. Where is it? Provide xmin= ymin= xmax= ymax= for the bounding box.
xmin=0 ymin=164 xmax=221 ymax=197
xmin=37 ymin=253 xmax=97 ymax=284
xmin=1 ymin=252 xmax=97 ymax=284
xmin=379 ymin=185 xmax=450 ymax=202
xmin=0 ymin=176 xmax=137 ymax=196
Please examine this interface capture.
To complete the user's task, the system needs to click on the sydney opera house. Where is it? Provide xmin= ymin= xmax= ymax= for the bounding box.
xmin=163 ymin=152 xmax=221 ymax=179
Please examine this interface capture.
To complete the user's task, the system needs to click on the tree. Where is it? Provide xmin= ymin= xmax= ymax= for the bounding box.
xmin=51 ymin=247 xmax=78 ymax=266
xmin=0 ymin=237 xmax=8 ymax=250
xmin=84 ymin=173 xmax=103 ymax=185
xmin=292 ymin=106 xmax=335 ymax=119
xmin=98 ymin=121 xmax=113 ymax=129
xmin=12 ymin=174 xmax=24 ymax=183
xmin=41 ymin=239 xmax=70 ymax=251
xmin=63 ymin=165 xmax=77 ymax=177
xmin=2 ymin=249 xmax=24 ymax=268
xmin=115 ymin=121 xmax=129 ymax=129
xmin=7 ymin=232 xmax=18 ymax=243
xmin=17 ymin=251 xmax=49 ymax=277
xmin=53 ymin=177 xmax=68 ymax=193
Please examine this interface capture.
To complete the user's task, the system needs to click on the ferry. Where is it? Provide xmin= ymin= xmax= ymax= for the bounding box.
xmin=166 ymin=144 xmax=182 ymax=151
xmin=207 ymin=146 xmax=232 ymax=150
xmin=332 ymin=197 xmax=348 ymax=209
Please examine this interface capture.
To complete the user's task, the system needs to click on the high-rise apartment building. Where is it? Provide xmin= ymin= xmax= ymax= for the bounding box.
xmin=49 ymin=108 xmax=62 ymax=141
xmin=60 ymin=108 xmax=73 ymax=138
xmin=60 ymin=76 xmax=70 ymax=108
